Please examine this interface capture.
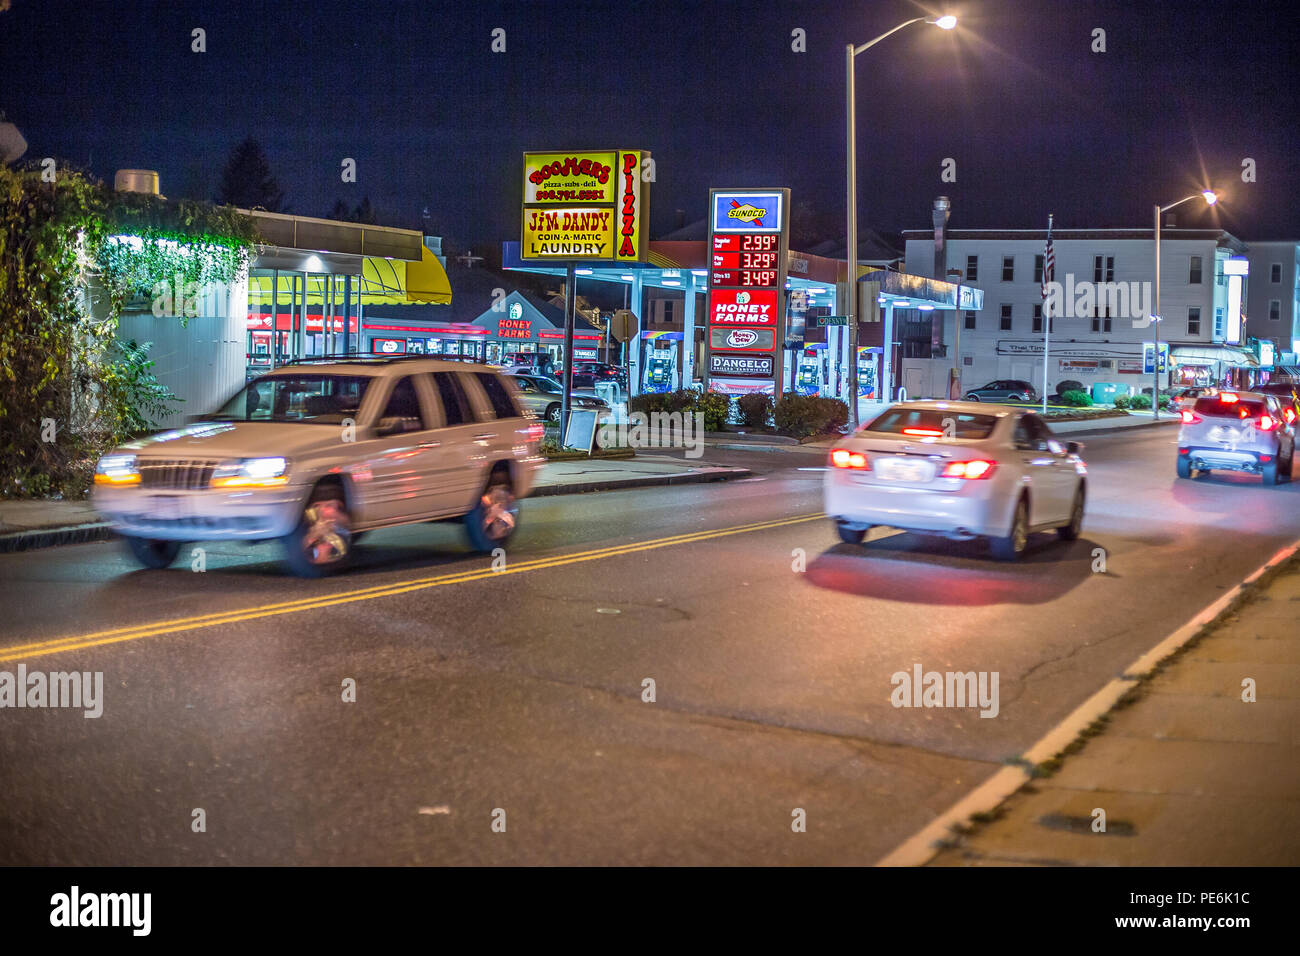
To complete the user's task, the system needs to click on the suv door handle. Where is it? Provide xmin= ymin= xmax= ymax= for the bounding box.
xmin=473 ymin=433 xmax=496 ymax=441
xmin=418 ymin=440 xmax=441 ymax=449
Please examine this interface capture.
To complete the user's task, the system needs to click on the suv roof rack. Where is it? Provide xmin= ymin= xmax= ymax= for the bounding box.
xmin=275 ymin=354 xmax=486 ymax=367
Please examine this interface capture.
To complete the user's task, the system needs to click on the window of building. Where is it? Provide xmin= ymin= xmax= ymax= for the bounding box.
xmin=1092 ymin=255 xmax=1114 ymax=283
xmin=1271 ymin=263 xmax=1282 ymax=283
xmin=1213 ymin=307 xmax=1225 ymax=338
xmin=1190 ymin=256 xmax=1203 ymax=284
xmin=1032 ymin=304 xmax=1042 ymax=333
xmin=1091 ymin=316 xmax=1099 ymax=333
xmin=1187 ymin=306 xmax=1201 ymax=335
xmin=965 ymin=255 xmax=978 ymax=281
xmin=1002 ymin=256 xmax=1014 ymax=281
xmin=1270 ymin=300 xmax=1282 ymax=321
xmin=999 ymin=304 xmax=1012 ymax=331
xmin=1034 ymin=254 xmax=1044 ymax=284
xmin=964 ymin=310 xmax=976 ymax=330
xmin=1103 ymin=317 xmax=1112 ymax=332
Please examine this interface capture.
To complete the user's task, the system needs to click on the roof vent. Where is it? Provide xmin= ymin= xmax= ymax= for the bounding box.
xmin=114 ymin=169 xmax=161 ymax=195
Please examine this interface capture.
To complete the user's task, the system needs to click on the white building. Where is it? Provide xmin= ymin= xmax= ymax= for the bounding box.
xmin=1243 ymin=241 xmax=1300 ymax=370
xmin=899 ymin=224 xmax=1254 ymax=398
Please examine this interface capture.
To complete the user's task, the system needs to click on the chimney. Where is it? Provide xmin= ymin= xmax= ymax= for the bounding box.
xmin=932 ymin=196 xmax=951 ymax=279
xmin=114 ymin=169 xmax=161 ymax=196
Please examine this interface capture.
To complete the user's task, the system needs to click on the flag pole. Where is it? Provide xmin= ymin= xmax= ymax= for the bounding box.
xmin=1042 ymin=214 xmax=1053 ymax=414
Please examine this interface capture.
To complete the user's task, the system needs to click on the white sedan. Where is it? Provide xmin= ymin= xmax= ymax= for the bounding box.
xmin=823 ymin=401 xmax=1087 ymax=560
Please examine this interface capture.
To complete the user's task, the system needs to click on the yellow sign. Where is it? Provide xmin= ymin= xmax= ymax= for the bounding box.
xmin=727 ymin=203 xmax=768 ymax=224
xmin=521 ymin=149 xmax=648 ymax=262
xmin=523 ymin=207 xmax=615 ymax=259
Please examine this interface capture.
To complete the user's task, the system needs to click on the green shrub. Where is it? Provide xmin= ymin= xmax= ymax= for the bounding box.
xmin=737 ymin=393 xmax=773 ymax=427
xmin=1113 ymin=394 xmax=1131 ymax=409
xmin=1056 ymin=379 xmax=1084 ymax=396
xmin=1060 ymin=389 xmax=1094 ymax=407
xmin=696 ymin=391 xmax=732 ymax=432
xmin=1129 ymin=393 xmax=1152 ymax=410
xmin=1158 ymin=394 xmax=1172 ymax=409
xmin=773 ymin=393 xmax=849 ymax=438
xmin=627 ymin=389 xmax=731 ymax=432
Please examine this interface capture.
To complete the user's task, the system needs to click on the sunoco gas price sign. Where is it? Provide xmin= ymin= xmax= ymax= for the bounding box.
xmin=705 ymin=188 xmax=790 ymax=393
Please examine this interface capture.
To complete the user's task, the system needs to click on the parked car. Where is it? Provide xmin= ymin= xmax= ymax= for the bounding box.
xmin=1169 ymin=385 xmax=1217 ymax=410
xmin=1176 ymin=390 xmax=1295 ymax=484
xmin=504 ymin=372 xmax=610 ymax=423
xmin=93 ymin=358 xmax=545 ymax=576
xmin=964 ymin=380 xmax=1038 ymax=403
xmin=500 ymin=352 xmax=557 ymax=377
xmin=1254 ymin=382 xmax=1300 ymax=425
xmin=570 ymin=361 xmax=627 ymax=391
xmin=824 ymin=401 xmax=1087 ymax=560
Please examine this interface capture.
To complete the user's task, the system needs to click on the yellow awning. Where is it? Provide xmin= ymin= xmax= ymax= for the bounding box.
xmin=247 ymin=245 xmax=451 ymax=307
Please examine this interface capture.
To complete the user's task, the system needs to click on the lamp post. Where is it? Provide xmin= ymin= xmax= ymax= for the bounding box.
xmin=846 ymin=14 xmax=955 ymax=426
xmin=1152 ymin=189 xmax=1217 ymax=419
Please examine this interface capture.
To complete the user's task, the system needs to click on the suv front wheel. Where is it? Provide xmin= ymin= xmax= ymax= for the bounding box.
xmin=124 ymin=536 xmax=182 ymax=569
xmin=465 ymin=471 xmax=518 ymax=552
xmin=282 ymin=485 xmax=353 ymax=577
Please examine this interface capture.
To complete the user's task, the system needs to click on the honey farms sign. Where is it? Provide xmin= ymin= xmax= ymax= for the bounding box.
xmin=521 ymin=150 xmax=649 ymax=262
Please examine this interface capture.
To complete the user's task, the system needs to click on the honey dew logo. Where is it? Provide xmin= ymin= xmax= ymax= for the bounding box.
xmin=727 ymin=200 xmax=770 ymax=226
xmin=727 ymin=328 xmax=759 ymax=348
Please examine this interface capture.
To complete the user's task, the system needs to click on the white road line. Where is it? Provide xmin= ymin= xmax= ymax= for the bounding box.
xmin=875 ymin=534 xmax=1300 ymax=867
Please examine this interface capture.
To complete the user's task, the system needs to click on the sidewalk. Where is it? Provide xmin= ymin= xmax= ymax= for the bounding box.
xmin=920 ymin=548 xmax=1300 ymax=867
xmin=0 ymin=457 xmax=752 ymax=553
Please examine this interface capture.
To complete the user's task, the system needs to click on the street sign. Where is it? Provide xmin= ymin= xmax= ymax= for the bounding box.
xmin=816 ymin=315 xmax=849 ymax=326
xmin=1143 ymin=342 xmax=1169 ymax=374
xmin=608 ymin=309 xmax=636 ymax=342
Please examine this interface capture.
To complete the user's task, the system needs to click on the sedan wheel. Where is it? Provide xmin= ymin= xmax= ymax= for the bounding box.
xmin=282 ymin=492 xmax=352 ymax=577
xmin=1057 ymin=487 xmax=1085 ymax=541
xmin=545 ymin=403 xmax=561 ymax=423
xmin=990 ymin=498 xmax=1029 ymax=561
xmin=965 ymin=394 xmax=980 ymax=402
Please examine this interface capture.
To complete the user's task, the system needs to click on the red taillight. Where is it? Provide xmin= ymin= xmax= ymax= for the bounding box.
xmin=1258 ymin=415 xmax=1278 ymax=432
xmin=1284 ymin=408 xmax=1297 ymax=424
xmin=1220 ymin=392 xmax=1239 ymax=403
xmin=901 ymin=427 xmax=945 ymax=437
xmin=1180 ymin=410 xmax=1201 ymax=424
xmin=941 ymin=459 xmax=996 ymax=479
xmin=830 ymin=448 xmax=869 ymax=469
xmin=526 ymin=422 xmax=544 ymax=442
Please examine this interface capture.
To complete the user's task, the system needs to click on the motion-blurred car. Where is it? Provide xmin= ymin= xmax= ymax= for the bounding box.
xmin=94 ymin=358 xmax=544 ymax=576
xmin=1254 ymin=382 xmax=1300 ymax=425
xmin=963 ymin=379 xmax=1038 ymax=403
xmin=504 ymin=372 xmax=610 ymax=423
xmin=824 ymin=401 xmax=1086 ymax=560
xmin=1169 ymin=385 xmax=1216 ymax=410
xmin=570 ymin=361 xmax=627 ymax=390
xmin=1176 ymin=390 xmax=1295 ymax=484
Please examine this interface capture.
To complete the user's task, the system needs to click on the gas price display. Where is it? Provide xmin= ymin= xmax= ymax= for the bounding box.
xmin=710 ymin=234 xmax=782 ymax=289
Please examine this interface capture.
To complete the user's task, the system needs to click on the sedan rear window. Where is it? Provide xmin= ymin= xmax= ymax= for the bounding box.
xmin=1193 ymin=397 xmax=1267 ymax=418
xmin=865 ymin=408 xmax=998 ymax=439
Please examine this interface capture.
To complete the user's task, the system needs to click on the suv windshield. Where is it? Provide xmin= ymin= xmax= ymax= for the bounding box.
xmin=1193 ymin=396 xmax=1268 ymax=419
xmin=865 ymin=408 xmax=998 ymax=439
xmin=212 ymin=374 xmax=372 ymax=424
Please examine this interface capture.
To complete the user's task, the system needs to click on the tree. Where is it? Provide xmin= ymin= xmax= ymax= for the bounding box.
xmin=217 ymin=137 xmax=286 ymax=212
xmin=325 ymin=196 xmax=377 ymax=224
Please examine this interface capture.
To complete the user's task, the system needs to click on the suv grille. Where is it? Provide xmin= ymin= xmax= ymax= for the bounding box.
xmin=138 ymin=459 xmax=219 ymax=490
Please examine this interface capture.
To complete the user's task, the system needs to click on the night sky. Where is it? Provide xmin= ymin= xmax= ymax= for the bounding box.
xmin=4 ymin=0 xmax=1297 ymax=248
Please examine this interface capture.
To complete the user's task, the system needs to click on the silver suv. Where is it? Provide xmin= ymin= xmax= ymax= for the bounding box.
xmin=964 ymin=380 xmax=1038 ymax=403
xmin=93 ymin=358 xmax=544 ymax=575
xmin=1177 ymin=390 xmax=1295 ymax=485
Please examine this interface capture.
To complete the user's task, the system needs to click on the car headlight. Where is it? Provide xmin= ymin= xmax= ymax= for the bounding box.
xmin=210 ymin=457 xmax=289 ymax=488
xmin=94 ymin=454 xmax=140 ymax=486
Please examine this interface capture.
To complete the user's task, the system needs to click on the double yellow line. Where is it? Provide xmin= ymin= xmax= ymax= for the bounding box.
xmin=0 ymin=513 xmax=823 ymax=663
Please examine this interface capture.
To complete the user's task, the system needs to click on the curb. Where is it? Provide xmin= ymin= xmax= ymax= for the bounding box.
xmin=875 ymin=534 xmax=1300 ymax=867
xmin=0 ymin=469 xmax=755 ymax=551
xmin=1054 ymin=417 xmax=1181 ymax=437
xmin=532 ymin=467 xmax=752 ymax=497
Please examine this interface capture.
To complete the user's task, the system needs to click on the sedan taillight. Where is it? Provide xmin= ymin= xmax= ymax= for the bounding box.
xmin=940 ymin=459 xmax=997 ymax=479
xmin=830 ymin=448 xmax=869 ymax=470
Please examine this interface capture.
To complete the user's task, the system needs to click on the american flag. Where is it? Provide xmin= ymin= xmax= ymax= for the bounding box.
xmin=1041 ymin=223 xmax=1055 ymax=300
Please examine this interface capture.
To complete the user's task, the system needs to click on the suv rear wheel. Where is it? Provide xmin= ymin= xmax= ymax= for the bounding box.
xmin=1263 ymin=457 xmax=1282 ymax=486
xmin=1177 ymin=454 xmax=1193 ymax=479
xmin=282 ymin=485 xmax=352 ymax=577
xmin=465 ymin=470 xmax=518 ymax=552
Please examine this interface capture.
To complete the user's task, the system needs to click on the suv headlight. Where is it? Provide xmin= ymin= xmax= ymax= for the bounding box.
xmin=210 ymin=457 xmax=289 ymax=488
xmin=94 ymin=454 xmax=140 ymax=486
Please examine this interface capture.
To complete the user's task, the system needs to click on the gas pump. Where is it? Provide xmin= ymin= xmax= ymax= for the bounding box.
xmin=856 ymin=348 xmax=878 ymax=398
xmin=795 ymin=347 xmax=822 ymax=396
xmin=642 ymin=348 xmax=675 ymax=394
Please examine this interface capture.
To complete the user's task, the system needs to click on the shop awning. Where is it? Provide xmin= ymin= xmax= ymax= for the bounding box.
xmin=1171 ymin=345 xmax=1259 ymax=367
xmin=247 ymin=245 xmax=451 ymax=307
xmin=1275 ymin=365 xmax=1300 ymax=379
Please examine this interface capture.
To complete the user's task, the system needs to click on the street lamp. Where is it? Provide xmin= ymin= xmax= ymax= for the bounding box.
xmin=846 ymin=15 xmax=956 ymax=426
xmin=1152 ymin=189 xmax=1218 ymax=419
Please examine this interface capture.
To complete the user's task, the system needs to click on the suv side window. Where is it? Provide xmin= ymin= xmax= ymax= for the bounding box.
xmin=431 ymin=371 xmax=472 ymax=426
xmin=381 ymin=376 xmax=428 ymax=429
xmin=475 ymin=372 xmax=521 ymax=419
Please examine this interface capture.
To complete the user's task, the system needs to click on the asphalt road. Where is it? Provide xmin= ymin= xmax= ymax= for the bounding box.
xmin=2 ymin=427 xmax=1298 ymax=865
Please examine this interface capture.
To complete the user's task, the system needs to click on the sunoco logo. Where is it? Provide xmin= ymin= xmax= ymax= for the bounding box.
xmin=727 ymin=203 xmax=767 ymax=224
xmin=727 ymin=329 xmax=758 ymax=347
